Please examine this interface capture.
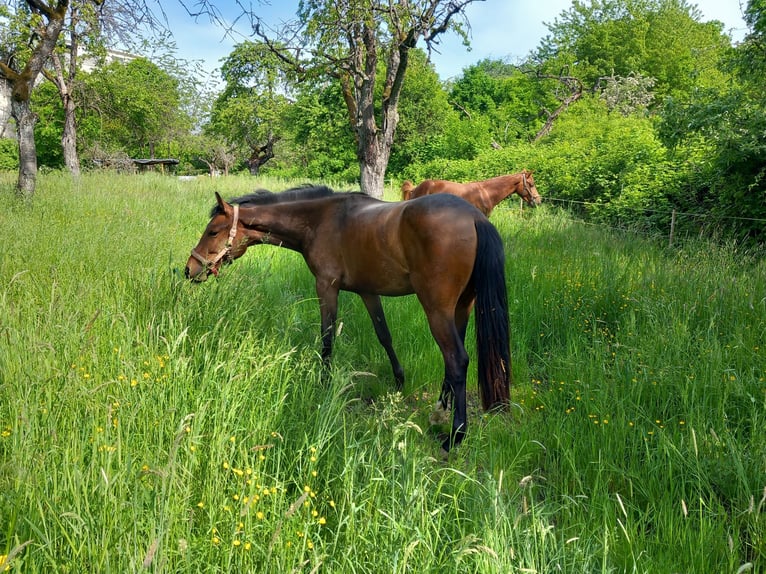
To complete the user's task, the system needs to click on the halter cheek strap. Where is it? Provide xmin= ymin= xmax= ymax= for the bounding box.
xmin=521 ymin=172 xmax=537 ymax=204
xmin=190 ymin=204 xmax=240 ymax=275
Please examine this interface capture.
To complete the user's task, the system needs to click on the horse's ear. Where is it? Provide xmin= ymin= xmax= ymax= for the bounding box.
xmin=215 ymin=191 xmax=237 ymax=213
xmin=215 ymin=195 xmax=232 ymax=219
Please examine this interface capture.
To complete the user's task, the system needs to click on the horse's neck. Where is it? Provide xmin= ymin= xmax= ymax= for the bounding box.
xmin=488 ymin=174 xmax=521 ymax=200
xmin=240 ymin=203 xmax=315 ymax=252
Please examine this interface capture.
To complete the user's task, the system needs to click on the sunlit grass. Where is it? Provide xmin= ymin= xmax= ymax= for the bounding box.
xmin=0 ymin=172 xmax=763 ymax=572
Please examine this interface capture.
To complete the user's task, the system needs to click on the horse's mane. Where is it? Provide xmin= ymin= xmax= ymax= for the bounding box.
xmin=211 ymin=185 xmax=336 ymax=216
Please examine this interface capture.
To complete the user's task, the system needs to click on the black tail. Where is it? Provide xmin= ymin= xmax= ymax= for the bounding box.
xmin=472 ymin=218 xmax=511 ymax=410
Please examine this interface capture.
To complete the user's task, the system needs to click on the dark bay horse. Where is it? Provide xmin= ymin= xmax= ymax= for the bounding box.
xmin=401 ymin=171 xmax=542 ymax=216
xmin=185 ymin=185 xmax=511 ymax=451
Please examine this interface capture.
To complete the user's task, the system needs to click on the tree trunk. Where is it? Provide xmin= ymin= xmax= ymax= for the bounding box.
xmin=12 ymin=97 xmax=38 ymax=202
xmin=354 ymin=21 xmax=387 ymax=200
xmin=247 ymin=135 xmax=279 ymax=176
xmin=61 ymin=93 xmax=80 ymax=175
xmin=359 ymin=141 xmax=389 ymax=199
xmin=49 ymin=52 xmax=81 ymax=175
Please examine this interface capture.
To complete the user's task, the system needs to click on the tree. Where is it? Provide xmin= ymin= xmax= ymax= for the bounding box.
xmin=535 ymin=0 xmax=730 ymax=101
xmin=208 ymin=41 xmax=292 ymax=175
xmin=38 ymin=0 xmax=107 ymax=176
xmin=657 ymin=0 xmax=766 ymax=239
xmin=40 ymin=0 xmax=160 ymax=175
xmin=81 ymin=57 xmax=190 ymax=159
xmin=181 ymin=132 xmax=237 ymax=175
xmin=388 ymin=49 xmax=457 ymax=173
xmin=0 ymin=0 xmax=209 ymax=198
xmin=0 ymin=0 xmax=93 ymax=199
xmin=254 ymin=0 xmax=481 ymax=198
xmin=449 ymin=58 xmax=552 ymax=146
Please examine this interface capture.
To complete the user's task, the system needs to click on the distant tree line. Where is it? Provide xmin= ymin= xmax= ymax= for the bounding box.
xmin=1 ymin=0 xmax=765 ymax=241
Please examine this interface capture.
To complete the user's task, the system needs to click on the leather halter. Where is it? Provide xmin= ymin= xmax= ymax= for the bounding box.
xmin=190 ymin=204 xmax=239 ymax=276
xmin=521 ymin=172 xmax=530 ymax=197
xmin=520 ymin=172 xmax=537 ymax=204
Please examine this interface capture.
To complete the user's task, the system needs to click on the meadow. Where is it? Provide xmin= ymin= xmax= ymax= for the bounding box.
xmin=0 ymin=172 xmax=764 ymax=573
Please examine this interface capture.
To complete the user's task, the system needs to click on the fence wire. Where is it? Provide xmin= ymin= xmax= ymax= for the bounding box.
xmin=495 ymin=195 xmax=766 ymax=246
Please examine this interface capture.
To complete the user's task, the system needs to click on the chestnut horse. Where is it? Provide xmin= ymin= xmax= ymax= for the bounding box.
xmin=401 ymin=171 xmax=541 ymax=216
xmin=185 ymin=185 xmax=511 ymax=451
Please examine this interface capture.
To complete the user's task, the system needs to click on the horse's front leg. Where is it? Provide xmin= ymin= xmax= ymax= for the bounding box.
xmin=315 ymin=279 xmax=340 ymax=369
xmin=359 ymin=293 xmax=405 ymax=388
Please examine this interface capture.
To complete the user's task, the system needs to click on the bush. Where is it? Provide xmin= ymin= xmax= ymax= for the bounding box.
xmin=0 ymin=138 xmax=18 ymax=170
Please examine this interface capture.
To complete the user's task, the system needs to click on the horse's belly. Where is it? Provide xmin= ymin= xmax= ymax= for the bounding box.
xmin=341 ymin=261 xmax=412 ymax=297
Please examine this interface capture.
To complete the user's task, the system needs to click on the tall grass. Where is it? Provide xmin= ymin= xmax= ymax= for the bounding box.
xmin=0 ymin=172 xmax=763 ymax=573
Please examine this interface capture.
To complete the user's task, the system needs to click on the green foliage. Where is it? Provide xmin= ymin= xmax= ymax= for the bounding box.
xmin=537 ymin=98 xmax=671 ymax=197
xmin=276 ymin=81 xmax=358 ymax=181
xmin=655 ymin=0 xmax=766 ymax=240
xmin=448 ymin=59 xmax=549 ymax=145
xmin=0 ymin=138 xmax=18 ymax=170
xmin=536 ymin=0 xmax=731 ymax=100
xmin=30 ymin=81 xmax=64 ymax=169
xmin=79 ymin=57 xmax=191 ymax=159
xmin=388 ymin=51 xmax=459 ymax=173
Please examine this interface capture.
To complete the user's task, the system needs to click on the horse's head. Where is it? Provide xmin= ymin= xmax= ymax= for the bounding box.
xmin=185 ymin=192 xmax=247 ymax=282
xmin=519 ymin=171 xmax=542 ymax=207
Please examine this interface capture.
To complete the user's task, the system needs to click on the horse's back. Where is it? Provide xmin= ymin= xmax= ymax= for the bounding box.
xmin=402 ymin=179 xmax=454 ymax=200
xmin=311 ymin=193 xmax=485 ymax=295
xmin=404 ymin=190 xmax=479 ymax=213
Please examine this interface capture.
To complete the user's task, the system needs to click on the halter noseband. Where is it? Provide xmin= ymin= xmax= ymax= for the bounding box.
xmin=190 ymin=204 xmax=239 ymax=276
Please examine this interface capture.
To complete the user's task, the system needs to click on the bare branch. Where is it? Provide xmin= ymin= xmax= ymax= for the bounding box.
xmin=253 ymin=21 xmax=307 ymax=78
xmin=532 ymin=71 xmax=584 ymax=142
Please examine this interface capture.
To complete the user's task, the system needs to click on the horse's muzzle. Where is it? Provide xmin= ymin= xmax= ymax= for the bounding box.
xmin=184 ymin=262 xmax=210 ymax=282
xmin=526 ymin=196 xmax=542 ymax=208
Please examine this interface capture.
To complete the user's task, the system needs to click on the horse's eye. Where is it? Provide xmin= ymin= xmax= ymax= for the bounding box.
xmin=207 ymin=230 xmax=219 ymax=237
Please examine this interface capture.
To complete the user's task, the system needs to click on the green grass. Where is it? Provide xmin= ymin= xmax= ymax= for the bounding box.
xmin=0 ymin=172 xmax=764 ymax=573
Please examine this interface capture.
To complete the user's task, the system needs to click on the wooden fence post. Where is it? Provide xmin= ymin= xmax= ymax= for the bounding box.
xmin=669 ymin=209 xmax=676 ymax=247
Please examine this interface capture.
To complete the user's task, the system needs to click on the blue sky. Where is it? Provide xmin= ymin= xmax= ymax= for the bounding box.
xmin=162 ymin=0 xmax=748 ymax=84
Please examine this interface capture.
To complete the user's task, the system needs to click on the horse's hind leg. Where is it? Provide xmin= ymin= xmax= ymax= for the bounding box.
xmin=436 ymin=292 xmax=474 ymax=414
xmin=422 ymin=308 xmax=469 ymax=452
xmin=360 ymin=294 xmax=405 ymax=388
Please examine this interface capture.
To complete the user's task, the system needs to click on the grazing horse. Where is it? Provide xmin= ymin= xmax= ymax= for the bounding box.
xmin=185 ymin=185 xmax=511 ymax=451
xmin=401 ymin=171 xmax=542 ymax=216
